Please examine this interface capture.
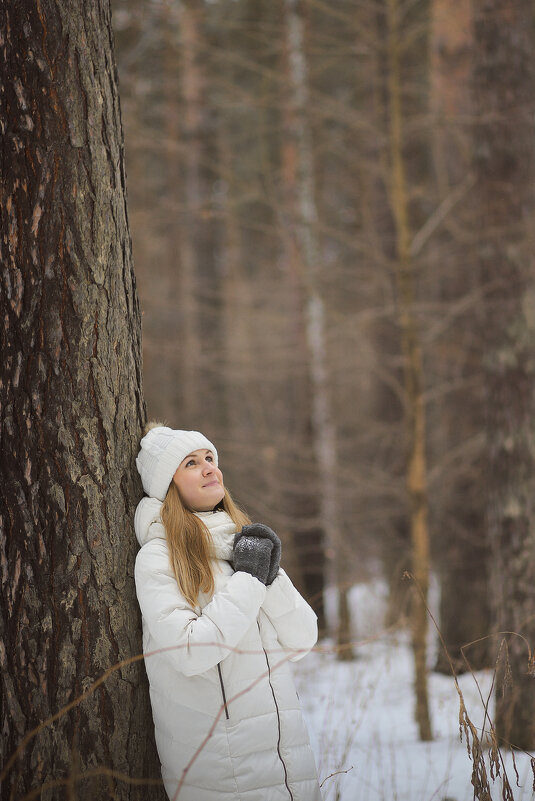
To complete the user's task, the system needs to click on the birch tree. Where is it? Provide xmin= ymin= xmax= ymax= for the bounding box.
xmin=0 ymin=2 xmax=161 ymax=797
xmin=282 ymin=0 xmax=350 ymax=656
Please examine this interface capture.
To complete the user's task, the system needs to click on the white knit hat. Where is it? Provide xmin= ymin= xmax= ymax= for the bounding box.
xmin=136 ymin=424 xmax=218 ymax=501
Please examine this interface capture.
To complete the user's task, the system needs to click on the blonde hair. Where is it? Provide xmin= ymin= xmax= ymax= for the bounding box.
xmin=161 ymin=482 xmax=251 ymax=607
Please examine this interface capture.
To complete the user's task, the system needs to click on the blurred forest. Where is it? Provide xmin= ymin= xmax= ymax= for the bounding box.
xmin=112 ymin=0 xmax=535 ymax=748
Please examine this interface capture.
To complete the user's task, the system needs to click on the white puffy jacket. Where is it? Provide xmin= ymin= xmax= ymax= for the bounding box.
xmin=134 ymin=497 xmax=322 ymax=801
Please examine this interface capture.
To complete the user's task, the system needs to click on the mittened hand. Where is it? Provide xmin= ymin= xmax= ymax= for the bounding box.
xmin=232 ymin=534 xmax=273 ymax=584
xmin=237 ymin=523 xmax=282 ymax=586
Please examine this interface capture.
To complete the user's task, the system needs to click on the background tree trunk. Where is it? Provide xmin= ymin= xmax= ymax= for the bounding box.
xmin=279 ymin=0 xmax=326 ymax=631
xmin=386 ymin=0 xmax=432 ymax=741
xmin=472 ymin=0 xmax=535 ymax=750
xmin=283 ymin=0 xmax=346 ymax=655
xmin=364 ymin=1 xmax=412 ymax=631
xmin=429 ymin=0 xmax=492 ymax=674
xmin=161 ymin=0 xmax=201 ymax=422
xmin=0 ymin=2 xmax=162 ymax=798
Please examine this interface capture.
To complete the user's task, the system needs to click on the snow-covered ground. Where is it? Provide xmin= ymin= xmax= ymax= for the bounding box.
xmin=293 ymin=582 xmax=535 ymax=801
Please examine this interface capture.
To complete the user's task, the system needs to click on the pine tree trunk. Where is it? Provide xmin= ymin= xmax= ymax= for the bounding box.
xmin=0 ymin=2 xmax=162 ymax=798
xmin=472 ymin=0 xmax=535 ymax=751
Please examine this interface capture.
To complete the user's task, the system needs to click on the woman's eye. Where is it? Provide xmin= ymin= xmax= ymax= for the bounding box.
xmin=186 ymin=459 xmax=195 ymax=468
xmin=206 ymin=455 xmax=213 ymax=462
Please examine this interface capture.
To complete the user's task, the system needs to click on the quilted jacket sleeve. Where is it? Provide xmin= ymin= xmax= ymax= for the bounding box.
xmin=135 ymin=540 xmax=266 ymax=677
xmin=261 ymin=569 xmax=318 ymax=661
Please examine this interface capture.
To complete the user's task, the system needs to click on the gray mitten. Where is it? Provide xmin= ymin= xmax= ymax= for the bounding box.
xmin=232 ymin=534 xmax=273 ymax=584
xmin=238 ymin=523 xmax=281 ymax=586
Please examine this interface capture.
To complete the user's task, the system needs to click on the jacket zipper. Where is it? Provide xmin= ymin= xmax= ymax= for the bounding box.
xmin=260 ymin=628 xmax=294 ymax=801
xmin=217 ymin=662 xmax=230 ymax=720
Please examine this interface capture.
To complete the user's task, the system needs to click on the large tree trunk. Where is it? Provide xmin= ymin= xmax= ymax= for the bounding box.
xmin=0 ymin=2 xmax=162 ymax=798
xmin=472 ymin=0 xmax=535 ymax=751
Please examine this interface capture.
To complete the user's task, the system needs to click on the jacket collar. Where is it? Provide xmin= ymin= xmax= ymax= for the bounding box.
xmin=134 ymin=497 xmax=237 ymax=560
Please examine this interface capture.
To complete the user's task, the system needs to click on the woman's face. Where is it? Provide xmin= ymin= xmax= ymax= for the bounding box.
xmin=172 ymin=449 xmax=225 ymax=512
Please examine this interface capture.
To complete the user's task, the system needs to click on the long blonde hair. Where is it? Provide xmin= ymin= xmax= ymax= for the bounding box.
xmin=161 ymin=482 xmax=251 ymax=607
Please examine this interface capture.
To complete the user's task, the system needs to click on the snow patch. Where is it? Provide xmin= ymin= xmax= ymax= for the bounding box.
xmin=294 ymin=581 xmax=535 ymax=801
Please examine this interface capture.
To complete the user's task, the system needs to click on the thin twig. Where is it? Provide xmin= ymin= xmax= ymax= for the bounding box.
xmin=319 ymin=766 xmax=354 ymax=788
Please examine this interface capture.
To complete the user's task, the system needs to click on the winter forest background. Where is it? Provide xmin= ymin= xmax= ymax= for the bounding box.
xmin=2 ymin=0 xmax=535 ymax=799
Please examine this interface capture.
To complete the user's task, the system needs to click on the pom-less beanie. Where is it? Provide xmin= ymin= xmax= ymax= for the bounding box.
xmin=136 ymin=425 xmax=218 ymax=501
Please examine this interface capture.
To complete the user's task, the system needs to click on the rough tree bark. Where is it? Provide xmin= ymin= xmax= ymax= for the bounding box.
xmin=472 ymin=0 xmax=535 ymax=751
xmin=0 ymin=2 xmax=162 ymax=798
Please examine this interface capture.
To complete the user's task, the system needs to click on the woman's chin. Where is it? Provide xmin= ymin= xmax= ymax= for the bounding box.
xmin=197 ymin=490 xmax=225 ymax=512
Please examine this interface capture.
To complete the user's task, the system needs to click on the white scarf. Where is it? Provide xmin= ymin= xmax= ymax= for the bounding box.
xmin=194 ymin=510 xmax=237 ymax=560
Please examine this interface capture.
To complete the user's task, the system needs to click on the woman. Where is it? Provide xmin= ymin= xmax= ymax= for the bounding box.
xmin=134 ymin=423 xmax=322 ymax=801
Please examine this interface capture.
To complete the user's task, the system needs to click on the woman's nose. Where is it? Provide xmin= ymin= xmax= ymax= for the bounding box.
xmin=202 ymin=461 xmax=214 ymax=474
